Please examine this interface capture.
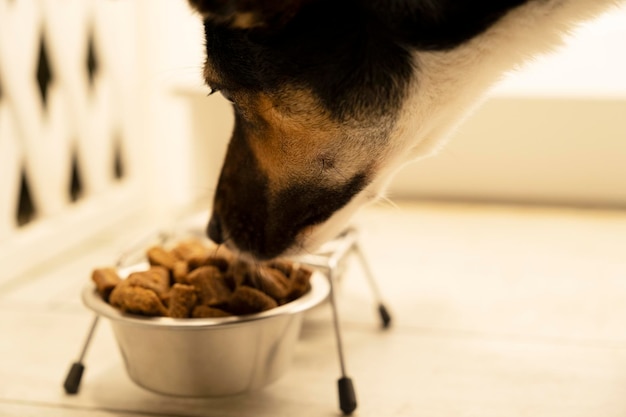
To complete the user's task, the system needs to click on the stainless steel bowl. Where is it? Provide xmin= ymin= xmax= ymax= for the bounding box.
xmin=82 ymin=263 xmax=330 ymax=397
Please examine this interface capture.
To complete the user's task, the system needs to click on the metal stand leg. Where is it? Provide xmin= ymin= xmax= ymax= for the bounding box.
xmin=298 ymin=228 xmax=391 ymax=414
xmin=62 ymin=230 xmax=169 ymax=395
xmin=327 ymin=267 xmax=357 ymax=415
xmin=353 ymin=241 xmax=392 ymax=329
xmin=63 ymin=314 xmax=100 ymax=394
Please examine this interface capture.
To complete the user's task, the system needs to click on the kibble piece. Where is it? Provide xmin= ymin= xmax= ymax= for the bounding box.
xmin=253 ymin=267 xmax=291 ymax=303
xmin=288 ymin=266 xmax=313 ymax=301
xmin=167 ymin=284 xmax=198 ymax=318
xmin=171 ymin=239 xmax=234 ymax=270
xmin=92 ymin=268 xmax=121 ymax=301
xmin=109 ymin=283 xmax=166 ymax=316
xmin=147 ymin=246 xmax=178 ymax=270
xmin=210 ymin=245 xmax=237 ymax=263
xmin=127 ymin=266 xmax=170 ymax=299
xmin=187 ymin=266 xmax=232 ymax=306
xmin=172 ymin=260 xmax=189 ymax=284
xmin=171 ymin=239 xmax=210 ymax=262
xmin=199 ymin=255 xmax=230 ymax=273
xmin=192 ymin=305 xmax=232 ymax=318
xmin=265 ymin=259 xmax=293 ymax=278
xmin=228 ymin=286 xmax=278 ymax=315
xmin=228 ymin=260 xmax=253 ymax=288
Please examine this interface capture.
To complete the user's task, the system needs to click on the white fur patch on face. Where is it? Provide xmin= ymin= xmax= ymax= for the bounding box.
xmin=287 ymin=0 xmax=621 ymax=256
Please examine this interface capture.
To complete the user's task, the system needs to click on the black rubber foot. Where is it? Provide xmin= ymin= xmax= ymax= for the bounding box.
xmin=338 ymin=376 xmax=357 ymax=415
xmin=63 ymin=362 xmax=85 ymax=394
xmin=378 ymin=303 xmax=392 ymax=329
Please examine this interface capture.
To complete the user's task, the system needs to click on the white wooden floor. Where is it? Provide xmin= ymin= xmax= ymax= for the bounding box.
xmin=2 ymin=201 xmax=626 ymax=417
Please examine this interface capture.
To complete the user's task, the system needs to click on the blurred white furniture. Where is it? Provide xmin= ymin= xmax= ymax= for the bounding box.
xmin=0 ymin=0 xmax=207 ymax=283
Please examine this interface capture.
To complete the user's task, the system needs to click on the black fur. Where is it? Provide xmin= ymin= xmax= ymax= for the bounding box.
xmin=203 ymin=0 xmax=414 ymax=123
xmin=211 ymin=113 xmax=271 ymax=257
xmin=364 ymin=0 xmax=529 ymax=50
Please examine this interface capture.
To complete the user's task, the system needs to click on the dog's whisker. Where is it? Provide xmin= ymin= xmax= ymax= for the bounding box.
xmin=375 ymin=195 xmax=400 ymax=210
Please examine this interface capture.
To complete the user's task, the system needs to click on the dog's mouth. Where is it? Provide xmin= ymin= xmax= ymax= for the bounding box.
xmin=207 ymin=171 xmax=370 ymax=260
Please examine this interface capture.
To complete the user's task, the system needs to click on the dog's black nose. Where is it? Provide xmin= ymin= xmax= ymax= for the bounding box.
xmin=207 ymin=214 xmax=224 ymax=244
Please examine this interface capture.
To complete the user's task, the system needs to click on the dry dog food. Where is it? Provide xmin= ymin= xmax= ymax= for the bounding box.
xmin=92 ymin=238 xmax=313 ymax=318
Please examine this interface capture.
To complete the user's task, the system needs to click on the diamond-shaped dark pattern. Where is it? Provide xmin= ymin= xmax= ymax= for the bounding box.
xmin=17 ymin=169 xmax=37 ymax=226
xmin=113 ymin=134 xmax=125 ymax=180
xmin=69 ymin=149 xmax=84 ymax=202
xmin=37 ymin=36 xmax=53 ymax=107
xmin=86 ymin=32 xmax=98 ymax=87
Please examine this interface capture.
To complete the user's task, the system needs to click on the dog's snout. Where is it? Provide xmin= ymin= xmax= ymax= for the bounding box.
xmin=207 ymin=214 xmax=224 ymax=244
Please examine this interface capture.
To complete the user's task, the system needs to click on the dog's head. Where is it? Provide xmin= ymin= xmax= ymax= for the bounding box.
xmin=188 ymin=0 xmax=585 ymax=260
xmin=189 ymin=0 xmax=418 ymax=259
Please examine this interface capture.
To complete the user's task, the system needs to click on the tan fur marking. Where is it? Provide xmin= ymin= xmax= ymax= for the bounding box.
xmin=231 ymin=12 xmax=264 ymax=29
xmin=245 ymin=89 xmax=346 ymax=190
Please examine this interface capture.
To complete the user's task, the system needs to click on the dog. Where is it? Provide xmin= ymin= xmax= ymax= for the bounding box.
xmin=187 ymin=0 xmax=620 ymax=260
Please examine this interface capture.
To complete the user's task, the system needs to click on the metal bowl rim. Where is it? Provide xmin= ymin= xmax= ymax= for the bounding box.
xmin=82 ymin=264 xmax=329 ymax=329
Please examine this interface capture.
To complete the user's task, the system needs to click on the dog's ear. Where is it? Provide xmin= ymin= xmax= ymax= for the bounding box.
xmin=188 ymin=0 xmax=309 ymax=30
